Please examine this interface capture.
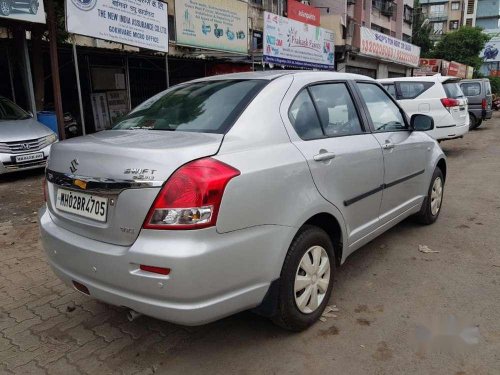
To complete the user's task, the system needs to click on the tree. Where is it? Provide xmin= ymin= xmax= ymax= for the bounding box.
xmin=412 ymin=0 xmax=433 ymax=56
xmin=430 ymin=26 xmax=490 ymax=71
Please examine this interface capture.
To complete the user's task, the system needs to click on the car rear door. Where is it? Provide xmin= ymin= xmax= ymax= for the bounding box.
xmin=281 ymin=79 xmax=384 ymax=245
xmin=355 ymin=81 xmax=430 ymax=223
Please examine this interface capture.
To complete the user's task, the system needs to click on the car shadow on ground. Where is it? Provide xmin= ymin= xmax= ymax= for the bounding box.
xmin=0 ymin=168 xmax=44 ymax=183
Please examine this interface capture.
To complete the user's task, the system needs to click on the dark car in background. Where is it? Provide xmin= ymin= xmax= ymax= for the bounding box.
xmin=460 ymin=78 xmax=493 ymax=130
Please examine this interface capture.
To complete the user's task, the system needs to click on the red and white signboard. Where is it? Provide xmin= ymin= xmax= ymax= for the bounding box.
xmin=359 ymin=27 xmax=420 ymax=67
xmin=287 ymin=0 xmax=320 ymax=26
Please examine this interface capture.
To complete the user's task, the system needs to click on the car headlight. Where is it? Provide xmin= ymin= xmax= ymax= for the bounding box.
xmin=46 ymin=134 xmax=57 ymax=144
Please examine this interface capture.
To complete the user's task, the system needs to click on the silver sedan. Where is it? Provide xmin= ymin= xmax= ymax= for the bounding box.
xmin=39 ymin=71 xmax=446 ymax=330
xmin=0 ymin=97 xmax=57 ymax=174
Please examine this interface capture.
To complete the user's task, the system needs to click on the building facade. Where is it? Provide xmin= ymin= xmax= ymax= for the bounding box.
xmin=475 ymin=0 xmax=500 ymax=29
xmin=419 ymin=0 xmax=464 ymax=40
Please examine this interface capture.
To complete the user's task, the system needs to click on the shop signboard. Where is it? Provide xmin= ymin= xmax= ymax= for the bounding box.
xmin=415 ymin=58 xmax=441 ymax=76
xmin=480 ymin=33 xmax=500 ymax=62
xmin=287 ymin=0 xmax=320 ymax=26
xmin=0 ymin=0 xmax=45 ymax=23
xmin=263 ymin=12 xmax=334 ymax=70
xmin=466 ymin=66 xmax=474 ymax=79
xmin=359 ymin=27 xmax=420 ymax=67
xmin=66 ymin=0 xmax=169 ymax=52
xmin=175 ymin=0 xmax=248 ymax=54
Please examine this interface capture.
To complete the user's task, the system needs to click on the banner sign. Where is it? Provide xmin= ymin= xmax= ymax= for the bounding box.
xmin=66 ymin=0 xmax=169 ymax=52
xmin=359 ymin=27 xmax=420 ymax=67
xmin=480 ymin=33 xmax=500 ymax=62
xmin=0 ymin=0 xmax=45 ymax=24
xmin=175 ymin=0 xmax=248 ymax=54
xmin=263 ymin=12 xmax=334 ymax=70
xmin=287 ymin=0 xmax=320 ymax=26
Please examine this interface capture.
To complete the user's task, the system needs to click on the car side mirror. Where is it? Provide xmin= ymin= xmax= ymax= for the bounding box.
xmin=411 ymin=114 xmax=434 ymax=131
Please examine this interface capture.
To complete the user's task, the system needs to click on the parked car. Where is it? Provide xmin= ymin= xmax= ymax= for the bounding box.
xmin=378 ymin=75 xmax=469 ymax=141
xmin=39 ymin=72 xmax=446 ymax=331
xmin=459 ymin=78 xmax=493 ymax=129
xmin=0 ymin=0 xmax=39 ymax=16
xmin=0 ymin=97 xmax=57 ymax=175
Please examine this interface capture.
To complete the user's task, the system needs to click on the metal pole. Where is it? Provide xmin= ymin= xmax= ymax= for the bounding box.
xmin=165 ymin=53 xmax=170 ymax=88
xmin=6 ymin=46 xmax=16 ymax=103
xmin=72 ymin=38 xmax=86 ymax=136
xmin=47 ymin=0 xmax=65 ymax=139
xmin=21 ymin=33 xmax=36 ymax=115
xmin=125 ymin=56 xmax=132 ymax=110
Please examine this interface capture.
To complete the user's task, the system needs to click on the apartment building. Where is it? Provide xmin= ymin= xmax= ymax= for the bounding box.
xmin=475 ymin=0 xmax=500 ymax=29
xmin=311 ymin=0 xmax=417 ymax=78
xmin=419 ymin=0 xmax=464 ymax=40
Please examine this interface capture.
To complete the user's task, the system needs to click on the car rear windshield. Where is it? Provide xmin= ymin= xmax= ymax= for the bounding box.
xmin=443 ymin=82 xmax=464 ymax=99
xmin=113 ymin=79 xmax=267 ymax=134
xmin=0 ymin=98 xmax=31 ymax=121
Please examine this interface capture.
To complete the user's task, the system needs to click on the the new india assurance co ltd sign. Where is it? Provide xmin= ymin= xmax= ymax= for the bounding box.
xmin=66 ymin=0 xmax=169 ymax=52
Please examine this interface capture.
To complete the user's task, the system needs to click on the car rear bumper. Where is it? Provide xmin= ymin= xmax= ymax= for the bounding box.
xmin=39 ymin=206 xmax=294 ymax=325
xmin=434 ymin=120 xmax=469 ymax=141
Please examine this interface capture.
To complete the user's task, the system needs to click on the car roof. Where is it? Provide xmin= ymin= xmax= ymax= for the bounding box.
xmin=192 ymin=70 xmax=374 ymax=82
xmin=377 ymin=74 xmax=459 ymax=84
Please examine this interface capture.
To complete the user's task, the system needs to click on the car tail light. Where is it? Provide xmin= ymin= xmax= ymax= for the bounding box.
xmin=441 ymin=98 xmax=460 ymax=108
xmin=143 ymin=158 xmax=240 ymax=230
xmin=482 ymin=98 xmax=487 ymax=109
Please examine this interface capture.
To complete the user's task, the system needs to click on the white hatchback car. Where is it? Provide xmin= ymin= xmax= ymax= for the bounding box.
xmin=378 ymin=75 xmax=469 ymax=141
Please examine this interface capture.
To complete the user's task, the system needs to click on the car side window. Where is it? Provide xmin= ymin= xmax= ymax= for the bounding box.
xmin=460 ymin=82 xmax=481 ymax=96
xmin=382 ymin=84 xmax=397 ymax=98
xmin=357 ymin=83 xmax=407 ymax=132
xmin=288 ymin=89 xmax=323 ymax=140
xmin=397 ymin=82 xmax=434 ymax=99
xmin=308 ymin=83 xmax=364 ymax=137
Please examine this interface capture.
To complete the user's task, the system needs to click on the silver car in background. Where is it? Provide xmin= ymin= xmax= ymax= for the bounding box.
xmin=39 ymin=72 xmax=446 ymax=330
xmin=0 ymin=97 xmax=57 ymax=174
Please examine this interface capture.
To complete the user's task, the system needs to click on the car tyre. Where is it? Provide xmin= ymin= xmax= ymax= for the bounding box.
xmin=0 ymin=0 xmax=11 ymax=16
xmin=475 ymin=119 xmax=483 ymax=128
xmin=29 ymin=0 xmax=38 ymax=14
xmin=468 ymin=113 xmax=477 ymax=130
xmin=416 ymin=167 xmax=444 ymax=225
xmin=273 ymin=225 xmax=335 ymax=331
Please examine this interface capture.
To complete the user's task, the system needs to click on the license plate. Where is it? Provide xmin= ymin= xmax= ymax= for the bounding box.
xmin=56 ymin=189 xmax=108 ymax=222
xmin=15 ymin=152 xmax=44 ymax=163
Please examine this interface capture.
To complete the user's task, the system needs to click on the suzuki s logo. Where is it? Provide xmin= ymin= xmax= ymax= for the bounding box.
xmin=21 ymin=143 xmax=31 ymax=150
xmin=70 ymin=159 xmax=79 ymax=173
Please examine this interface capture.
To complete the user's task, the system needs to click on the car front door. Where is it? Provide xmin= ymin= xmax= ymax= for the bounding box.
xmin=355 ymin=82 xmax=430 ymax=223
xmin=282 ymin=80 xmax=384 ymax=247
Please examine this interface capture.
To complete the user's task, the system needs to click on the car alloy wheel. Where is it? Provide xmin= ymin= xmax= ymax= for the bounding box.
xmin=0 ymin=0 xmax=10 ymax=16
xmin=430 ymin=177 xmax=443 ymax=216
xmin=294 ymin=245 xmax=330 ymax=314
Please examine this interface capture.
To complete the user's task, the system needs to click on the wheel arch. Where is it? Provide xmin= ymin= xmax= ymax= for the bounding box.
xmin=436 ymin=157 xmax=447 ymax=181
xmin=301 ymin=212 xmax=343 ymax=266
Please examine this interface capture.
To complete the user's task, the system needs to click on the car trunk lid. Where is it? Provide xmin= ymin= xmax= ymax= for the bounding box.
xmin=46 ymin=130 xmax=223 ymax=246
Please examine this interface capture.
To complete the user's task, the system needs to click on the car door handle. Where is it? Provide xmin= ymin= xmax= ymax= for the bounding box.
xmin=382 ymin=143 xmax=395 ymax=150
xmin=313 ymin=152 xmax=336 ymax=162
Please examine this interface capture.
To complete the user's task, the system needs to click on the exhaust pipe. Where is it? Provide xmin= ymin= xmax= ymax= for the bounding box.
xmin=127 ymin=309 xmax=142 ymax=322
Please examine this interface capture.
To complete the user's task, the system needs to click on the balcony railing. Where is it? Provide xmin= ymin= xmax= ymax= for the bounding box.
xmin=428 ymin=12 xmax=448 ymax=22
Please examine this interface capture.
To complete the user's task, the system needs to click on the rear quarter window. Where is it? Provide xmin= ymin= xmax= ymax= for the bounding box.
xmin=443 ymin=82 xmax=464 ymax=99
xmin=460 ymin=82 xmax=481 ymax=96
xmin=396 ymin=82 xmax=434 ymax=99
